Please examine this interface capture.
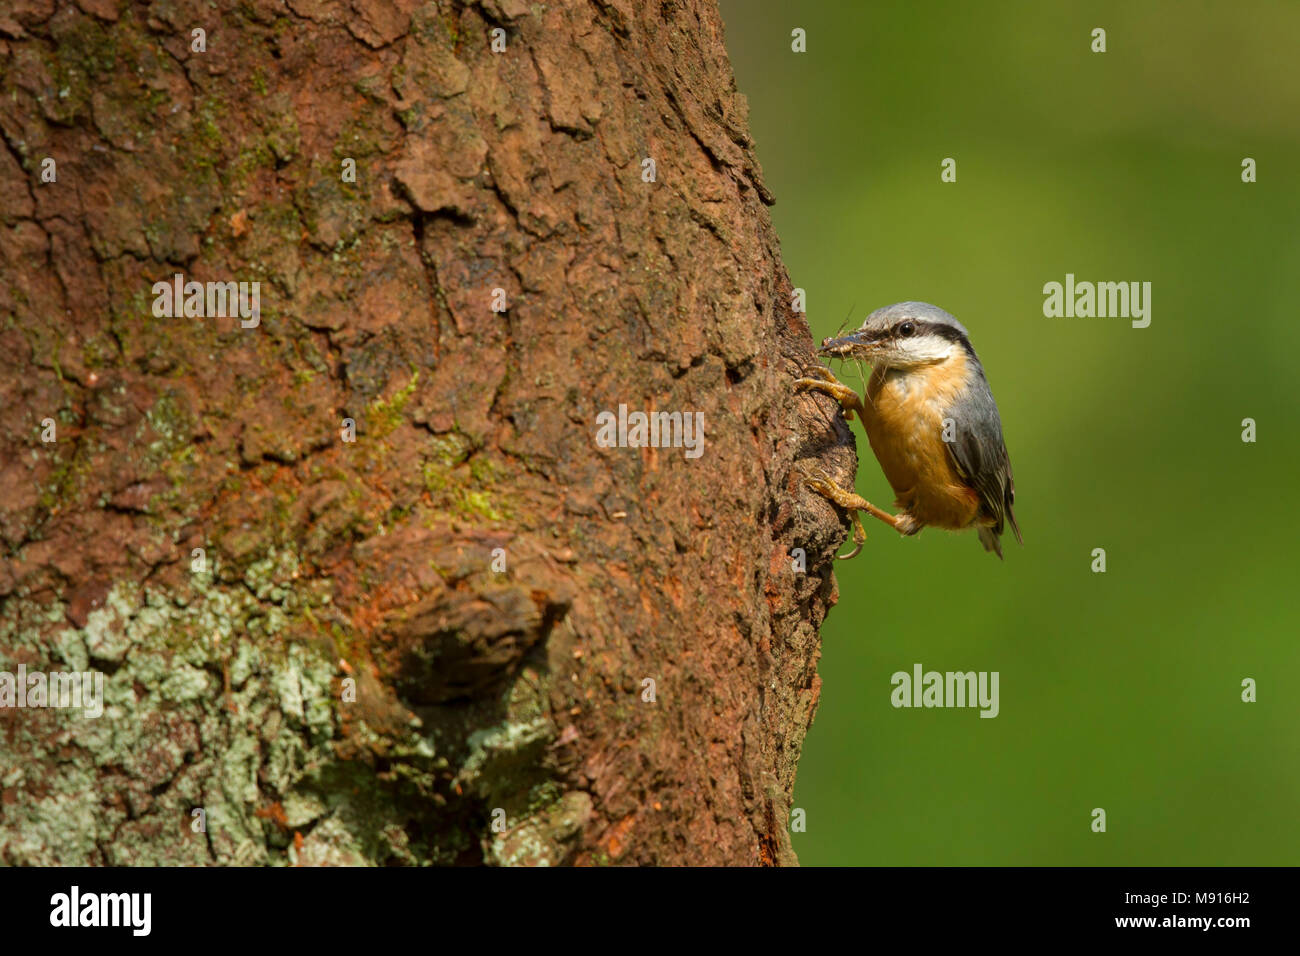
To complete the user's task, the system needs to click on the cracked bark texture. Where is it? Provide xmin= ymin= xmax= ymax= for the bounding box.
xmin=0 ymin=0 xmax=856 ymax=865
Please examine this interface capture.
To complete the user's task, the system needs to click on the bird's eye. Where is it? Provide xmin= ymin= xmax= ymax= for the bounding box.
xmin=898 ymin=321 xmax=915 ymax=337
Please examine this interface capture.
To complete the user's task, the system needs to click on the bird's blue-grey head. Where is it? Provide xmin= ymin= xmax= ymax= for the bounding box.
xmin=819 ymin=302 xmax=976 ymax=370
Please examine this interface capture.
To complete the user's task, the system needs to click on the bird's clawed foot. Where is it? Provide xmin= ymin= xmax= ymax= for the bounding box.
xmin=794 ymin=364 xmax=867 ymax=421
xmin=798 ymin=465 xmax=908 ymax=559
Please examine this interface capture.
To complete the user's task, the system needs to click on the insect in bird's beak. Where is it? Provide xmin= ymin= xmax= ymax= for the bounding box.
xmin=818 ymin=329 xmax=880 ymax=359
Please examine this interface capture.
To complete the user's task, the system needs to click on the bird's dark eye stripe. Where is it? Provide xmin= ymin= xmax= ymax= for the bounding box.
xmin=889 ymin=319 xmax=978 ymax=356
xmin=911 ymin=320 xmax=972 ymax=346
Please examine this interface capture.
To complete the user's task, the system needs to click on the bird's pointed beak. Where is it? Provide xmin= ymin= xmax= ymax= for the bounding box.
xmin=818 ymin=328 xmax=880 ymax=359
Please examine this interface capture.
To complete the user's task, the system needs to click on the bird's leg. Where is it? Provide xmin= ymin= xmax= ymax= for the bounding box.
xmin=802 ymin=467 xmax=905 ymax=534
xmin=794 ymin=364 xmax=867 ymax=421
xmin=799 ymin=466 xmax=908 ymax=560
xmin=795 ymin=364 xmax=911 ymax=558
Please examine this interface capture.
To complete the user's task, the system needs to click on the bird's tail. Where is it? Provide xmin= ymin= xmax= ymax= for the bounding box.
xmin=978 ymin=526 xmax=1004 ymax=560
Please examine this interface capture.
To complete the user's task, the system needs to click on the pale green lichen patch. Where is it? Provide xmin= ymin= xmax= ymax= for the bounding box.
xmin=0 ymin=561 xmax=356 ymax=865
xmin=80 ymin=586 xmax=135 ymax=662
xmin=446 ymin=665 xmax=583 ymax=864
xmin=456 ymin=714 xmax=554 ymax=799
xmin=487 ymin=790 xmax=593 ymax=867
xmin=1 ymin=542 xmax=568 ymax=865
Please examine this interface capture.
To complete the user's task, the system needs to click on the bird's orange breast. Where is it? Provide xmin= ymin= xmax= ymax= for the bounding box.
xmin=863 ymin=353 xmax=982 ymax=530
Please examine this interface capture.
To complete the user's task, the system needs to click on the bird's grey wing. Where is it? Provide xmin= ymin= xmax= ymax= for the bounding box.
xmin=944 ymin=383 xmax=1021 ymax=544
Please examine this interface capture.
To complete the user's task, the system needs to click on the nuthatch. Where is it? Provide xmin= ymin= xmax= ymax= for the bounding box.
xmin=796 ymin=302 xmax=1022 ymax=559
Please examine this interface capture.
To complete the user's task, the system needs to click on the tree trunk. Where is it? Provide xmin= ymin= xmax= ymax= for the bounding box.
xmin=0 ymin=0 xmax=854 ymax=865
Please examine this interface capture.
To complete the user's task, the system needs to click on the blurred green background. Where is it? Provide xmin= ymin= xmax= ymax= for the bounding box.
xmin=720 ymin=0 xmax=1300 ymax=865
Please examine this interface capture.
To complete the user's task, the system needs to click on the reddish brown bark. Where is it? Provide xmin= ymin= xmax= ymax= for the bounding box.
xmin=0 ymin=0 xmax=854 ymax=865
